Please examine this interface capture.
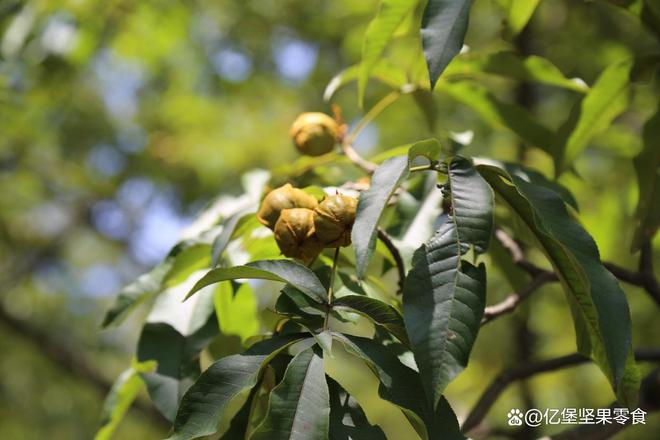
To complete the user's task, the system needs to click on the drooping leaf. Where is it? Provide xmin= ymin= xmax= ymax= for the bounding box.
xmin=359 ymin=0 xmax=417 ymax=104
xmin=186 ymin=260 xmax=327 ymax=303
xmin=327 ymin=377 xmax=387 ymax=440
xmin=137 ymin=271 xmax=219 ymax=421
xmin=333 ymin=295 xmax=409 ymax=345
xmin=444 ymin=51 xmax=589 ymax=93
xmin=403 ymin=156 xmax=492 ymax=408
xmin=353 ymin=156 xmax=410 ymax=279
xmin=631 ymin=106 xmax=660 ymax=252
xmin=442 ymin=81 xmax=556 ymax=154
xmin=95 ymin=360 xmax=157 ymax=440
xmin=211 ymin=211 xmax=253 ymax=266
xmin=102 ymin=240 xmax=213 ymax=328
xmin=554 ymin=59 xmax=633 ymax=174
xmin=353 ymin=139 xmax=443 ymax=279
xmin=138 ymin=317 xmax=218 ymax=421
xmin=334 ymin=333 xmax=465 ymax=440
xmin=477 ymin=164 xmax=639 ymax=405
xmin=168 ymin=334 xmax=308 ymax=440
xmin=252 ymin=348 xmax=330 ymax=440
xmin=101 ymin=259 xmax=174 ymax=328
xmin=421 ymin=0 xmax=473 ymax=88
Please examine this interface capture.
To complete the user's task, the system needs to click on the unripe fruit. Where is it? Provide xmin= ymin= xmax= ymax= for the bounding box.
xmin=274 ymin=208 xmax=323 ymax=261
xmin=290 ymin=112 xmax=339 ymax=156
xmin=314 ymin=194 xmax=358 ymax=248
xmin=257 ymin=183 xmax=318 ymax=230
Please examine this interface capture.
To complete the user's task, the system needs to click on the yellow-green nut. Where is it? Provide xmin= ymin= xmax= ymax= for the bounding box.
xmin=274 ymin=208 xmax=323 ymax=262
xmin=257 ymin=183 xmax=318 ymax=230
xmin=290 ymin=112 xmax=339 ymax=157
xmin=314 ymin=194 xmax=358 ymax=248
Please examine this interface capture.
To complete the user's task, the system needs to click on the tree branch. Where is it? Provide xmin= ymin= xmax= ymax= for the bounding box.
xmin=377 ymin=227 xmax=405 ymax=294
xmin=481 ymin=271 xmax=557 ymax=325
xmin=461 ymin=349 xmax=660 ymax=434
xmin=0 ymin=304 xmax=169 ymax=428
xmin=549 ymin=368 xmax=660 ymax=440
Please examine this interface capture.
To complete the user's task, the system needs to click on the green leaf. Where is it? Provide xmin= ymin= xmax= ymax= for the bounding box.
xmin=168 ymin=334 xmax=308 ymax=440
xmin=403 ymin=156 xmax=492 ymax=408
xmin=186 ymin=260 xmax=327 ymax=303
xmin=334 ymin=333 xmax=465 ymax=440
xmin=412 ymin=89 xmax=438 ymax=132
xmin=631 ymin=106 xmax=660 ymax=252
xmin=211 ymin=212 xmax=253 ymax=266
xmin=324 ymin=62 xmax=408 ymax=102
xmin=421 ymin=0 xmax=473 ymax=88
xmin=101 ymin=259 xmax=173 ymax=328
xmin=95 ymin=360 xmax=157 ymax=440
xmin=215 ymin=282 xmax=260 ymax=343
xmin=327 ymin=377 xmax=386 ymax=440
xmin=138 ymin=317 xmax=218 ymax=421
xmin=477 ymin=164 xmax=639 ymax=405
xmin=442 ymin=81 xmax=556 ymax=154
xmin=359 ymin=0 xmax=417 ymax=104
xmin=353 ymin=156 xmax=410 ymax=279
xmin=252 ymin=348 xmax=330 ymax=440
xmin=499 ymin=0 xmax=540 ymax=36
xmin=164 ymin=243 xmax=212 ymax=287
xmin=333 ymin=295 xmax=409 ymax=345
xmin=353 ymin=139 xmax=443 ymax=279
xmin=445 ymin=51 xmax=589 ymax=93
xmin=555 ymin=59 xmax=633 ymax=174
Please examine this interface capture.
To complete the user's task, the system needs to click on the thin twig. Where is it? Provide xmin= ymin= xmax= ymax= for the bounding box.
xmin=377 ymin=228 xmax=406 ymax=294
xmin=481 ymin=272 xmax=557 ymax=325
xmin=461 ymin=349 xmax=660 ymax=434
xmin=341 ymin=142 xmax=378 ymax=174
xmin=494 ymin=228 xmax=660 ymax=307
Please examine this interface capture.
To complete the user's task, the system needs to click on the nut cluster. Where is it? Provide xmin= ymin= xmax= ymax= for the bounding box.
xmin=257 ymin=184 xmax=357 ymax=262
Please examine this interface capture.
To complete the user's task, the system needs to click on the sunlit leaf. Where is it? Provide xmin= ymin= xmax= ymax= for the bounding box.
xmin=359 ymin=0 xmax=417 ymax=104
xmin=324 ymin=62 xmax=408 ymax=102
xmin=95 ymin=360 xmax=157 ymax=440
xmin=442 ymin=81 xmax=556 ymax=154
xmin=214 ymin=282 xmax=260 ymax=343
xmin=555 ymin=59 xmax=633 ymax=174
xmin=186 ymin=260 xmax=327 ymax=303
xmin=499 ymin=0 xmax=541 ymax=36
xmin=444 ymin=51 xmax=589 ymax=93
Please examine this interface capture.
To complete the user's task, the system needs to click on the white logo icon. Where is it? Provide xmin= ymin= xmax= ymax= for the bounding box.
xmin=507 ymin=409 xmax=524 ymax=426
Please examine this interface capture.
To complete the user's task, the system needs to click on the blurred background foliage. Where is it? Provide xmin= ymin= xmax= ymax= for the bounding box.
xmin=0 ymin=0 xmax=658 ymax=438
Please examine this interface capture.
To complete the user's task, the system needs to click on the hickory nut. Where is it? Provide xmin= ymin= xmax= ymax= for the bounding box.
xmin=274 ymin=208 xmax=323 ymax=262
xmin=257 ymin=183 xmax=318 ymax=230
xmin=314 ymin=194 xmax=357 ymax=248
xmin=290 ymin=112 xmax=339 ymax=157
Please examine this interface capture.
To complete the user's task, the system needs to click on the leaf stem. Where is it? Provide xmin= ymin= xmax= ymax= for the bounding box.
xmin=323 ymin=247 xmax=341 ymax=330
xmin=347 ymin=90 xmax=400 ymax=142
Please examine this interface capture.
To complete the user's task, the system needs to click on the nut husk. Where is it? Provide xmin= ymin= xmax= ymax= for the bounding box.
xmin=274 ymin=208 xmax=323 ymax=261
xmin=314 ymin=194 xmax=357 ymax=247
xmin=257 ymin=183 xmax=318 ymax=230
xmin=290 ymin=112 xmax=339 ymax=157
